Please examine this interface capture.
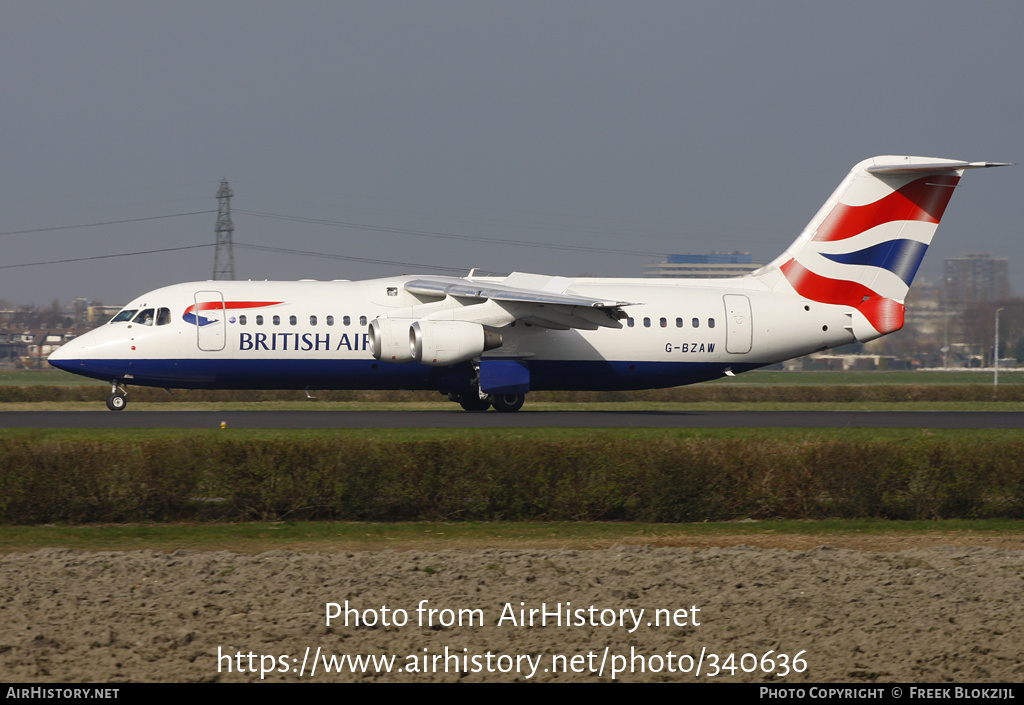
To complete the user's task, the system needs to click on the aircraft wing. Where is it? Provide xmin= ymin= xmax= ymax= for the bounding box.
xmin=401 ymin=272 xmax=634 ymax=330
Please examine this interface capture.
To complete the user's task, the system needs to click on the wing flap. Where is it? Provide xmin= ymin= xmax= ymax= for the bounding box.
xmin=401 ymin=273 xmax=632 ymax=330
xmin=404 ymin=275 xmax=630 ymax=308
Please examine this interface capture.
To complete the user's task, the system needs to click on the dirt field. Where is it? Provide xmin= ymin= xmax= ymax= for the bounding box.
xmin=3 ymin=538 xmax=1024 ymax=682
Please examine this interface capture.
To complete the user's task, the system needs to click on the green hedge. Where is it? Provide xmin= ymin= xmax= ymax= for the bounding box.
xmin=2 ymin=437 xmax=1022 ymax=524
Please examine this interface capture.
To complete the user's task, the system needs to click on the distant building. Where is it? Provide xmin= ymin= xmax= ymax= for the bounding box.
xmin=0 ymin=328 xmax=81 ymax=368
xmin=942 ymin=253 xmax=1011 ymax=305
xmin=87 ymin=304 xmax=122 ymax=325
xmin=643 ymin=252 xmax=764 ymax=278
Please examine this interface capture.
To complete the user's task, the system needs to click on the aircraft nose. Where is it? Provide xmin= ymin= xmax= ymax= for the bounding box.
xmin=47 ymin=331 xmax=88 ymax=371
xmin=45 ymin=326 xmax=134 ymax=383
xmin=47 ymin=341 xmax=78 ymax=370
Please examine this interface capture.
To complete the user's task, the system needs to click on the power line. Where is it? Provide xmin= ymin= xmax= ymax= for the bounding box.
xmin=1 ymin=204 xmax=666 ymax=274
xmin=0 ymin=244 xmax=214 ymax=270
xmin=234 ymin=208 xmax=669 ymax=258
xmin=234 ymin=243 xmax=467 ymax=273
xmin=2 ymin=240 xmax=468 ymax=274
xmin=0 ymin=210 xmax=217 ymax=237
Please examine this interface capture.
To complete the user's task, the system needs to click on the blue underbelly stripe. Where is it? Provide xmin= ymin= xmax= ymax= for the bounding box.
xmin=49 ymin=357 xmax=765 ymax=392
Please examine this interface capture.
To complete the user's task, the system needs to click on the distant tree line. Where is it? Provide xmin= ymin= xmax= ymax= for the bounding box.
xmin=0 ymin=299 xmax=86 ymax=330
xmin=870 ymin=296 xmax=1024 ymax=366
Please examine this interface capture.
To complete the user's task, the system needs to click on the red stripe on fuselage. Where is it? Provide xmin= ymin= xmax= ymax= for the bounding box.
xmin=184 ymin=301 xmax=284 ymax=315
xmin=813 ymin=174 xmax=960 ymax=242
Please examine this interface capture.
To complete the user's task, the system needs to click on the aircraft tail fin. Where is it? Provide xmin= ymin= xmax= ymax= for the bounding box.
xmin=757 ymin=156 xmax=1009 ymax=340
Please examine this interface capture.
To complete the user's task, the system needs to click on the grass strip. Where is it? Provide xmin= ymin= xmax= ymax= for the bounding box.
xmin=6 ymin=400 xmax=1024 ymax=412
xmin=6 ymin=383 xmax=1024 ymax=404
xmin=1 ymin=426 xmax=1020 ymax=442
xmin=2 ymin=519 xmax=1023 ymax=554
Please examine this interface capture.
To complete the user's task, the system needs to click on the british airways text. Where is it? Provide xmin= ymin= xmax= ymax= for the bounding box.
xmin=238 ymin=333 xmax=370 ymax=352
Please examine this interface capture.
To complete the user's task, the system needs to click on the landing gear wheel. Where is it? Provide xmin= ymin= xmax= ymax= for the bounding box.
xmin=459 ymin=394 xmax=492 ymax=412
xmin=106 ymin=393 xmax=127 ymax=412
xmin=491 ymin=394 xmax=525 ymax=413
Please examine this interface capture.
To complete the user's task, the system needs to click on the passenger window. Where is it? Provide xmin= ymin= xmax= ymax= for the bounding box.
xmin=643 ymin=317 xmax=651 ymax=328
xmin=310 ymin=315 xmax=317 ymax=326
xmin=132 ymin=309 xmax=155 ymax=326
xmin=239 ymin=315 xmax=247 ymax=325
xmin=660 ymin=317 xmax=667 ymax=328
xmin=708 ymin=318 xmax=715 ymax=328
xmin=256 ymin=315 xmax=264 ymax=326
xmin=273 ymin=315 xmax=281 ymax=326
xmin=676 ymin=317 xmax=683 ymax=328
xmin=359 ymin=315 xmax=367 ymax=326
xmin=627 ymin=318 xmax=634 ymax=328
xmin=289 ymin=315 xmax=297 ymax=326
xmin=692 ymin=318 xmax=700 ymax=328
xmin=156 ymin=308 xmax=171 ymax=326
xmin=343 ymin=316 xmax=351 ymax=326
xmin=326 ymin=315 xmax=334 ymax=326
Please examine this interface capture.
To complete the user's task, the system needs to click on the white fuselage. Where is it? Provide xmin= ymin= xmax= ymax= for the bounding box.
xmin=48 ymin=274 xmax=854 ymax=394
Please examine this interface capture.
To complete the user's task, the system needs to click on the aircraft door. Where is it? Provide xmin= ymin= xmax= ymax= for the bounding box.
xmin=723 ymin=294 xmax=752 ymax=354
xmin=194 ymin=290 xmax=226 ymax=351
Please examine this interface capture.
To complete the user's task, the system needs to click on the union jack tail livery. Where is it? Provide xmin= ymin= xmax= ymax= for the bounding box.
xmin=763 ymin=156 xmax=1008 ymax=341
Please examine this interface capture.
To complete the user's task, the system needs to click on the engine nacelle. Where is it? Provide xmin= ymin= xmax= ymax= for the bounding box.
xmin=368 ymin=318 xmax=415 ymax=363
xmin=410 ymin=320 xmax=503 ymax=367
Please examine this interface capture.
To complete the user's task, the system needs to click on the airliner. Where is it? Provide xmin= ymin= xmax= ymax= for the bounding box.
xmin=48 ymin=155 xmax=1008 ymax=411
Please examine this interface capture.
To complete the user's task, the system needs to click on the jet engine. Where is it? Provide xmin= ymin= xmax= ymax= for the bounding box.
xmin=368 ymin=318 xmax=415 ymax=363
xmin=410 ymin=320 xmax=503 ymax=367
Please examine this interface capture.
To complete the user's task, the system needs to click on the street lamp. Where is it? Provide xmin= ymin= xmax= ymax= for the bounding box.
xmin=995 ymin=308 xmax=1004 ymax=387
xmin=942 ymin=312 xmax=951 ymax=369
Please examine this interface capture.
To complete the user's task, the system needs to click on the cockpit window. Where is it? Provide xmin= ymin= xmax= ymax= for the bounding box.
xmin=132 ymin=309 xmax=155 ymax=326
xmin=156 ymin=308 xmax=171 ymax=326
xmin=110 ymin=309 xmax=137 ymax=323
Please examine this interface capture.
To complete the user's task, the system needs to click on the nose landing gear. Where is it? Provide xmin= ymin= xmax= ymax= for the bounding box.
xmin=106 ymin=381 xmax=128 ymax=411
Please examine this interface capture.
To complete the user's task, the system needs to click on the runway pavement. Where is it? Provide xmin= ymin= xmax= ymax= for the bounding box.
xmin=2 ymin=410 xmax=1021 ymax=428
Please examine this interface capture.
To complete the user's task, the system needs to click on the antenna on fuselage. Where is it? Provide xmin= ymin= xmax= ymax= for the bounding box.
xmin=213 ymin=178 xmax=235 ymax=280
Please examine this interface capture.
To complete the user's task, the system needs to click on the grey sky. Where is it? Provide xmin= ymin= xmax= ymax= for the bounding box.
xmin=2 ymin=1 xmax=1022 ymax=306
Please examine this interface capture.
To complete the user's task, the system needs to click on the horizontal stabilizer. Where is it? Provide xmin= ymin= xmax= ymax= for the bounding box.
xmin=866 ymin=160 xmax=1012 ymax=174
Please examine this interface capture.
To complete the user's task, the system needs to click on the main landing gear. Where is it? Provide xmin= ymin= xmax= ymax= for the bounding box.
xmin=491 ymin=393 xmax=526 ymax=413
xmin=448 ymin=391 xmax=526 ymax=412
xmin=106 ymin=381 xmax=128 ymax=411
xmin=456 ymin=392 xmax=493 ymax=411
xmin=449 ymin=360 xmax=527 ymax=412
